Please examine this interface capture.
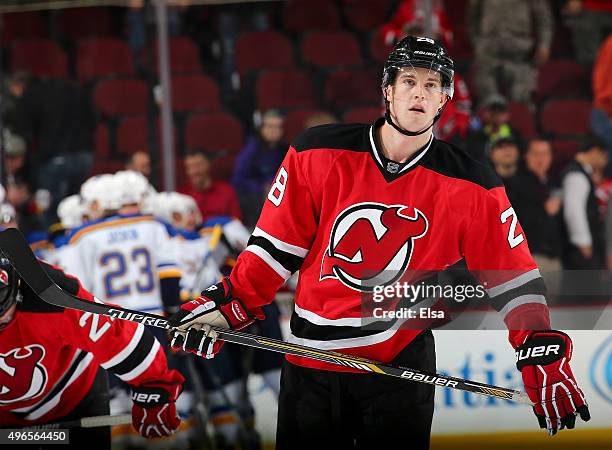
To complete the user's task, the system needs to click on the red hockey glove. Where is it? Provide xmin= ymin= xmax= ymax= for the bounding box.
xmin=168 ymin=278 xmax=262 ymax=359
xmin=516 ymin=330 xmax=590 ymax=435
xmin=131 ymin=370 xmax=184 ymax=438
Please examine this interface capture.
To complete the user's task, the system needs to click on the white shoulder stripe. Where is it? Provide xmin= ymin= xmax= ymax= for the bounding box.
xmin=117 ymin=339 xmax=161 ymax=382
xmin=101 ymin=323 xmax=145 ymax=369
xmin=245 ymin=245 xmax=292 ymax=280
xmin=294 ymin=303 xmax=366 ymax=327
xmin=486 ymin=269 xmax=542 ymax=298
xmin=252 ymin=227 xmax=309 ymax=258
xmin=498 ymin=294 xmax=547 ymax=318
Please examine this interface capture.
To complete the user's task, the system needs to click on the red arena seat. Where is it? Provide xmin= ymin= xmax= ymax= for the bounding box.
xmin=325 ymin=69 xmax=381 ymax=109
xmin=256 ymin=69 xmax=317 ymax=112
xmin=540 ymin=99 xmax=592 ymax=136
xmin=117 ymin=116 xmax=149 ymax=155
xmin=185 ymin=112 xmax=244 ymax=153
xmin=172 ymin=75 xmax=221 ymax=112
xmin=93 ymin=78 xmax=149 ymax=117
xmin=77 ymin=38 xmax=134 ymax=82
xmin=10 ymin=40 xmax=68 ymax=78
xmin=301 ymin=31 xmax=363 ymax=68
xmin=283 ymin=0 xmax=341 ymax=33
xmin=235 ymin=31 xmax=294 ymax=76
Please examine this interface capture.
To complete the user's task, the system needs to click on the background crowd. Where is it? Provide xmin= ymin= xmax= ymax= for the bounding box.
xmin=1 ymin=0 xmax=611 ymax=297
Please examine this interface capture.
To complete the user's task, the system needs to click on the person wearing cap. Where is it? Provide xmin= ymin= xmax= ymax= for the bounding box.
xmin=466 ymin=94 xmax=522 ymax=161
xmin=488 ymin=136 xmax=521 ymax=181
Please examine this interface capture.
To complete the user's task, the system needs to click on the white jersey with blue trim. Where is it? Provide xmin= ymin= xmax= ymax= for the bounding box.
xmin=175 ymin=229 xmax=223 ymax=301
xmin=61 ymin=213 xmax=181 ymax=314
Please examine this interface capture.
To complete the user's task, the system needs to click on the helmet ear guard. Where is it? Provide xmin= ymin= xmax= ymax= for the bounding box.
xmin=382 ymin=36 xmax=454 ymax=137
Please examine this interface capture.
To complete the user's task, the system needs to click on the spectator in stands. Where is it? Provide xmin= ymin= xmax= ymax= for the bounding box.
xmin=591 ymin=34 xmax=612 ymax=162
xmin=488 ymin=137 xmax=520 ymax=181
xmin=563 ymin=0 xmax=612 ymax=64
xmin=232 ymin=109 xmax=287 ymax=228
xmin=560 ymin=136 xmax=608 ymax=270
xmin=506 ymin=138 xmax=562 ymax=271
xmin=466 ymin=94 xmax=521 ymax=160
xmin=2 ymin=128 xmax=29 ymax=184
xmin=9 ymin=73 xmax=94 ymax=227
xmin=178 ymin=149 xmax=242 ymax=222
xmin=125 ymin=150 xmax=152 ymax=181
xmin=381 ymin=0 xmax=453 ymax=48
xmin=467 ymin=0 xmax=552 ymax=105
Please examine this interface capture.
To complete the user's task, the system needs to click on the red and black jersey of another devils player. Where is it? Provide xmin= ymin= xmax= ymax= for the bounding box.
xmin=0 ymin=262 xmax=172 ymax=426
xmin=230 ymin=118 xmax=551 ymax=372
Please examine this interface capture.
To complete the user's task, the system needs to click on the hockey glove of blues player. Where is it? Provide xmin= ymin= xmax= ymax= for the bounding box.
xmin=131 ymin=370 xmax=184 ymax=438
xmin=168 ymin=278 xmax=262 ymax=358
xmin=516 ymin=330 xmax=590 ymax=435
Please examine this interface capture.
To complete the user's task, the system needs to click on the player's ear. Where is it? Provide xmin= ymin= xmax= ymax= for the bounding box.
xmin=382 ymin=85 xmax=389 ymax=103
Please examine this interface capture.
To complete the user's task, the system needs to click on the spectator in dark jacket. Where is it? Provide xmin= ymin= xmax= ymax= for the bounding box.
xmin=506 ymin=138 xmax=562 ymax=271
xmin=9 ymin=74 xmax=94 ymax=226
xmin=488 ymin=137 xmax=520 ymax=181
xmin=232 ymin=109 xmax=287 ymax=228
xmin=560 ymin=136 xmax=608 ymax=270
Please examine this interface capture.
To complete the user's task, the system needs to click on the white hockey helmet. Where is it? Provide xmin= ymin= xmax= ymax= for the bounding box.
xmin=150 ymin=191 xmax=173 ymax=223
xmin=57 ymin=194 xmax=84 ymax=229
xmin=80 ymin=174 xmax=121 ymax=218
xmin=113 ymin=170 xmax=151 ymax=208
xmin=0 ymin=203 xmax=17 ymax=228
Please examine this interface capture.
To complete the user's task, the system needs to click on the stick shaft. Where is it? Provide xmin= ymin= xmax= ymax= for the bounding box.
xmin=0 ymin=228 xmax=531 ymax=405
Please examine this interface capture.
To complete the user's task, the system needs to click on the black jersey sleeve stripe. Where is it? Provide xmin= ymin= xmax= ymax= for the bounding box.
xmin=103 ymin=328 xmax=156 ymax=376
xmin=290 ymin=312 xmax=396 ymax=341
xmin=489 ymin=278 xmax=548 ymax=313
xmin=247 ymin=235 xmax=304 ymax=274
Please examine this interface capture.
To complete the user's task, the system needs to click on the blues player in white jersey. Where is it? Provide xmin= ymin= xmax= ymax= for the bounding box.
xmin=60 ymin=171 xmax=186 ymax=447
xmin=62 ymin=171 xmax=181 ymax=315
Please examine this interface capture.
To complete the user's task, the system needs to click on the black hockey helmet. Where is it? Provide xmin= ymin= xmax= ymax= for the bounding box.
xmin=0 ymin=257 xmax=19 ymax=316
xmin=382 ymin=35 xmax=454 ymax=136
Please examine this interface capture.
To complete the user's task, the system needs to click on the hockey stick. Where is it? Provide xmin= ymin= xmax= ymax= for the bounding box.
xmin=0 ymin=228 xmax=531 ymax=405
xmin=23 ymin=414 xmax=132 ymax=430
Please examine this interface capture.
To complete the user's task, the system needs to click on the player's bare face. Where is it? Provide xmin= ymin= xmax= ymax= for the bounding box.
xmin=387 ymin=67 xmax=446 ymax=132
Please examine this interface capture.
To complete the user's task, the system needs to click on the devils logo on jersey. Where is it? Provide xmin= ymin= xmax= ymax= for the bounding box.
xmin=320 ymin=203 xmax=428 ymax=291
xmin=0 ymin=345 xmax=48 ymax=405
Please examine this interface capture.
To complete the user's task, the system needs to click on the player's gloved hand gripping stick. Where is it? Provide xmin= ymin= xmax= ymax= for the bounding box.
xmin=0 ymin=228 xmax=532 ymax=405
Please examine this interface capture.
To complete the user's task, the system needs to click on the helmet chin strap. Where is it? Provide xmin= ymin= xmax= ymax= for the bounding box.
xmin=383 ymin=96 xmax=449 ymax=137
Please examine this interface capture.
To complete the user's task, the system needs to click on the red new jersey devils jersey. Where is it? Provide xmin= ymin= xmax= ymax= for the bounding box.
xmin=230 ymin=119 xmax=550 ymax=372
xmin=0 ymin=262 xmax=172 ymax=426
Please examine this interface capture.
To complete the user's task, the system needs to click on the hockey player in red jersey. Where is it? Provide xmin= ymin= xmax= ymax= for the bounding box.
xmin=0 ymin=257 xmax=185 ymax=449
xmin=168 ymin=36 xmax=590 ymax=448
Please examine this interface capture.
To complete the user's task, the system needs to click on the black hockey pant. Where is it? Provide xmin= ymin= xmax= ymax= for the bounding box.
xmin=276 ymin=330 xmax=435 ymax=450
